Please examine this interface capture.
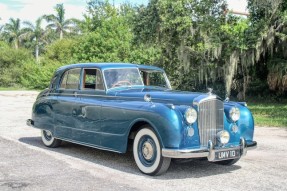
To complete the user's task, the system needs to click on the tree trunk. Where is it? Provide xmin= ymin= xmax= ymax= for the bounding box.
xmin=15 ymin=40 xmax=19 ymax=49
xmin=60 ymin=30 xmax=63 ymax=40
xmin=35 ymin=44 xmax=39 ymax=63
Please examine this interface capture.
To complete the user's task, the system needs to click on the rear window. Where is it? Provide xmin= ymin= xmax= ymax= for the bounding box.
xmin=60 ymin=68 xmax=81 ymax=89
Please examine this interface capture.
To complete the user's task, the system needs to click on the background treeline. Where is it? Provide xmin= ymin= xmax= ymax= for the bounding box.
xmin=0 ymin=0 xmax=287 ymax=100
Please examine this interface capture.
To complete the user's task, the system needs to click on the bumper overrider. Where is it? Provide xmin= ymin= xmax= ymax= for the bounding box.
xmin=26 ymin=119 xmax=34 ymax=127
xmin=162 ymin=138 xmax=257 ymax=161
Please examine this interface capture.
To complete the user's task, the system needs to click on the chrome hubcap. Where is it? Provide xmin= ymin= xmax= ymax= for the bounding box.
xmin=45 ymin=131 xmax=51 ymax=136
xmin=43 ymin=130 xmax=52 ymax=141
xmin=142 ymin=141 xmax=154 ymax=160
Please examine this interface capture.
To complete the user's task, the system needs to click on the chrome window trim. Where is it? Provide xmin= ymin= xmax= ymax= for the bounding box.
xmin=163 ymin=72 xmax=172 ymax=90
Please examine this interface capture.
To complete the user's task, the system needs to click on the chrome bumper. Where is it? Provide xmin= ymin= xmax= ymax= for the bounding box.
xmin=162 ymin=138 xmax=257 ymax=161
xmin=26 ymin=119 xmax=34 ymax=127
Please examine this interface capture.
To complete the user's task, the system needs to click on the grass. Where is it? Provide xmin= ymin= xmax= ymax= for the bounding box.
xmin=248 ymin=101 xmax=287 ymax=127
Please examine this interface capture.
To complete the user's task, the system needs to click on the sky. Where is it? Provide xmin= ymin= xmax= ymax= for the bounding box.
xmin=0 ymin=0 xmax=248 ymax=25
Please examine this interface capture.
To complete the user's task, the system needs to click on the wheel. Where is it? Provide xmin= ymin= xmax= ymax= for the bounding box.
xmin=214 ymin=158 xmax=240 ymax=165
xmin=41 ymin=130 xmax=62 ymax=148
xmin=133 ymin=127 xmax=171 ymax=176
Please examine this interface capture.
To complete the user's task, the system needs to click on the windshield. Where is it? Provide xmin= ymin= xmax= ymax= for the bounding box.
xmin=140 ymin=70 xmax=171 ymax=89
xmin=104 ymin=68 xmax=143 ymax=89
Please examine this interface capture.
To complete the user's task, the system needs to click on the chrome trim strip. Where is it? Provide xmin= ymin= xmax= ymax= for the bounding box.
xmin=54 ymin=137 xmax=122 ymax=153
xmin=47 ymin=92 xmax=175 ymax=102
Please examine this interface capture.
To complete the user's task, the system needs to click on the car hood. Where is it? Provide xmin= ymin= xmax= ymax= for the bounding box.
xmin=107 ymin=88 xmax=218 ymax=106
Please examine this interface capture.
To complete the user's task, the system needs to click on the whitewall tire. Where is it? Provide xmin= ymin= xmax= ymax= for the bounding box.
xmin=133 ymin=127 xmax=171 ymax=175
xmin=41 ymin=130 xmax=61 ymax=148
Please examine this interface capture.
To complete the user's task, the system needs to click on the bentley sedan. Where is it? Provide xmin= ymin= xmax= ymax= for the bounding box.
xmin=27 ymin=63 xmax=257 ymax=175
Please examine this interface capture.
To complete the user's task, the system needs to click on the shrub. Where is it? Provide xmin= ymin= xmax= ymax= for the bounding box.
xmin=0 ymin=45 xmax=33 ymax=87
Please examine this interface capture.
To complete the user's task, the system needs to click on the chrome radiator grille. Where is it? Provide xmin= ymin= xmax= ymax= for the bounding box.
xmin=197 ymin=99 xmax=224 ymax=147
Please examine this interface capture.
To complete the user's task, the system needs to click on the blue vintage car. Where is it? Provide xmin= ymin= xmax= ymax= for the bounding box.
xmin=27 ymin=63 xmax=257 ymax=175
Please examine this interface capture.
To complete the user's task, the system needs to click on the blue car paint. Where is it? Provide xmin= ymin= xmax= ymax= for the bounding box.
xmin=31 ymin=63 xmax=255 ymax=154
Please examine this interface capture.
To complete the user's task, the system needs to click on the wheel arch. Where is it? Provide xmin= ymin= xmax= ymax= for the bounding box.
xmin=126 ymin=118 xmax=164 ymax=152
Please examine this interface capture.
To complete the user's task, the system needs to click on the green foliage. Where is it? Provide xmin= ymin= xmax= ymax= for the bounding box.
xmin=44 ymin=38 xmax=77 ymax=64
xmin=220 ymin=18 xmax=249 ymax=50
xmin=1 ymin=0 xmax=287 ymax=104
xmin=129 ymin=44 xmax=161 ymax=65
xmin=73 ymin=15 xmax=133 ymax=62
xmin=0 ymin=44 xmax=32 ymax=87
xmin=1 ymin=18 xmax=25 ymax=49
xmin=44 ymin=4 xmax=80 ymax=39
xmin=20 ymin=61 xmax=63 ymax=89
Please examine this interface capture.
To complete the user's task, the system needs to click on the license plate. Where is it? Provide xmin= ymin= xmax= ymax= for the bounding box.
xmin=214 ymin=149 xmax=240 ymax=161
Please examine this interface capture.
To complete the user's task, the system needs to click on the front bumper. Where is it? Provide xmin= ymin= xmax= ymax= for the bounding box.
xmin=162 ymin=138 xmax=257 ymax=161
xmin=26 ymin=119 xmax=34 ymax=127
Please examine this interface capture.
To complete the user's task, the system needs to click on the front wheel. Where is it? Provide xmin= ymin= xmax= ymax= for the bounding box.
xmin=133 ymin=127 xmax=171 ymax=176
xmin=41 ymin=130 xmax=62 ymax=148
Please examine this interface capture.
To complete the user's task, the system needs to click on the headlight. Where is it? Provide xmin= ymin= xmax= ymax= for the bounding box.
xmin=229 ymin=107 xmax=240 ymax=122
xmin=185 ymin=108 xmax=197 ymax=124
xmin=217 ymin=130 xmax=230 ymax=144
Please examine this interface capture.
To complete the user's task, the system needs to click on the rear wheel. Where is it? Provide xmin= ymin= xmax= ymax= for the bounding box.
xmin=41 ymin=130 xmax=62 ymax=148
xmin=214 ymin=158 xmax=240 ymax=165
xmin=133 ymin=127 xmax=171 ymax=176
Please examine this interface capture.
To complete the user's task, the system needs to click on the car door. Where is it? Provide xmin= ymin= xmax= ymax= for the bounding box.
xmin=72 ymin=68 xmax=105 ymax=146
xmin=53 ymin=68 xmax=82 ymax=140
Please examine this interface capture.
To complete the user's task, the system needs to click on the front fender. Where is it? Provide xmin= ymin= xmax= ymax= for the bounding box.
xmin=128 ymin=103 xmax=184 ymax=149
xmin=224 ymin=102 xmax=255 ymax=144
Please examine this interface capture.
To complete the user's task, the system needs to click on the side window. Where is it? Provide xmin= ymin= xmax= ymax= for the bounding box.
xmin=148 ymin=72 xmax=166 ymax=87
xmin=60 ymin=68 xmax=81 ymax=89
xmin=141 ymin=70 xmax=167 ymax=88
xmin=83 ymin=69 xmax=104 ymax=90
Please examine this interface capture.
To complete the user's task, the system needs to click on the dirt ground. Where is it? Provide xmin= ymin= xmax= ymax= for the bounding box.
xmin=0 ymin=91 xmax=286 ymax=191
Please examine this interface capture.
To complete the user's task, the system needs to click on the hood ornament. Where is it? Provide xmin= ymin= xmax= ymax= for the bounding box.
xmin=207 ymin=88 xmax=213 ymax=95
xmin=225 ymin=95 xmax=230 ymax=102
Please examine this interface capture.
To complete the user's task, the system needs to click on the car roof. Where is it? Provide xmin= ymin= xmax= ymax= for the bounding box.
xmin=56 ymin=63 xmax=164 ymax=74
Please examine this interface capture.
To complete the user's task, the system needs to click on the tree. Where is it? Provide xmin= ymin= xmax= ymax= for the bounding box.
xmin=23 ymin=17 xmax=48 ymax=61
xmin=44 ymin=4 xmax=78 ymax=39
xmin=2 ymin=18 xmax=25 ymax=49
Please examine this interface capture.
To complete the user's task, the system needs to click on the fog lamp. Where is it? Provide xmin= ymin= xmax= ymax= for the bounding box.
xmin=187 ymin=127 xmax=194 ymax=137
xmin=217 ymin=130 xmax=230 ymax=144
xmin=231 ymin=124 xmax=239 ymax=133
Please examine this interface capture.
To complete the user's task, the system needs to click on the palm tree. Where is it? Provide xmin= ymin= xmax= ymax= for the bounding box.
xmin=44 ymin=4 xmax=78 ymax=39
xmin=23 ymin=17 xmax=47 ymax=61
xmin=2 ymin=18 xmax=25 ymax=49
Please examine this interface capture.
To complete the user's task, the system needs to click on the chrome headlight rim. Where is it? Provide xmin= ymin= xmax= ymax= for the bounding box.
xmin=184 ymin=107 xmax=197 ymax=124
xmin=229 ymin=107 xmax=240 ymax=122
xmin=217 ymin=130 xmax=230 ymax=144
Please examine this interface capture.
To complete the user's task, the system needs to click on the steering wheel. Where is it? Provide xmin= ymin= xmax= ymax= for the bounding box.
xmin=112 ymin=80 xmax=132 ymax=88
